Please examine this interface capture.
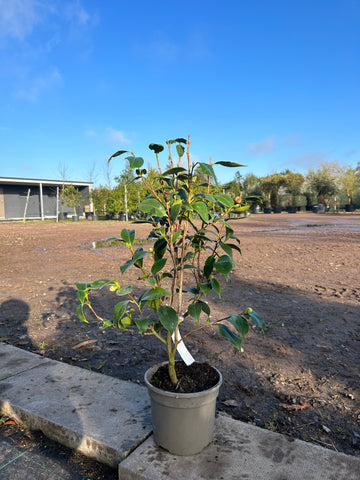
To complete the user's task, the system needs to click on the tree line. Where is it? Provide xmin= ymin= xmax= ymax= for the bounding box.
xmin=87 ymin=160 xmax=360 ymax=216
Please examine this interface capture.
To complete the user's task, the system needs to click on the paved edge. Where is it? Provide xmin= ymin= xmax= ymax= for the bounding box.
xmin=0 ymin=343 xmax=152 ymax=468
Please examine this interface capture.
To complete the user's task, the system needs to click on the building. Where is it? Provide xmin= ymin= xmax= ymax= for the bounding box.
xmin=0 ymin=177 xmax=92 ymax=221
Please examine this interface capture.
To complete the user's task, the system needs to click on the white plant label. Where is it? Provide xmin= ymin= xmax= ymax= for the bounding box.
xmin=172 ymin=326 xmax=195 ymax=366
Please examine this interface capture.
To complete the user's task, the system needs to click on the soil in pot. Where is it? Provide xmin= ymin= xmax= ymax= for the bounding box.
xmin=150 ymin=361 xmax=219 ymax=393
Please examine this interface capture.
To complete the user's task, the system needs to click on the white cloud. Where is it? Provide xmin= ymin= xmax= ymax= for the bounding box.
xmin=0 ymin=0 xmax=45 ymax=40
xmin=65 ymin=0 xmax=90 ymax=25
xmin=247 ymin=136 xmax=276 ymax=155
xmin=15 ymin=68 xmax=62 ymax=101
xmin=107 ymin=129 xmax=131 ymax=145
xmin=85 ymin=129 xmax=97 ymax=137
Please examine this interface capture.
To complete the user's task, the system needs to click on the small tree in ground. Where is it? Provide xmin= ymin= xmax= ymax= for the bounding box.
xmin=61 ymin=185 xmax=83 ymax=216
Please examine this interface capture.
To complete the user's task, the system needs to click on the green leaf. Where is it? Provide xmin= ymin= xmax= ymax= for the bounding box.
xmin=204 ymin=255 xmax=215 ymax=279
xmin=127 ymin=156 xmax=144 ymax=169
xmin=170 ymin=201 xmax=182 ymax=223
xmin=176 ymin=144 xmax=185 ymax=157
xmin=214 ymin=161 xmax=246 ymax=167
xmin=77 ymin=290 xmax=87 ymax=304
xmin=153 ymin=237 xmax=167 ymax=260
xmin=139 ymin=198 xmax=166 ymax=217
xmin=151 ymin=258 xmax=167 ymax=276
xmin=214 ymin=255 xmax=235 ymax=280
xmin=199 ymin=282 xmax=212 ymax=296
xmin=133 ymin=247 xmax=150 ymax=265
xmin=245 ymin=309 xmax=264 ymax=329
xmin=76 ymin=305 xmax=87 ymax=322
xmin=107 ymin=150 xmax=128 ymax=165
xmin=89 ymin=279 xmax=115 ymax=290
xmin=200 ymin=301 xmax=210 ymax=316
xmin=214 ymin=194 xmax=234 ymax=209
xmin=220 ymin=241 xmax=233 ymax=259
xmin=135 ymin=318 xmax=150 ymax=334
xmin=198 ymin=163 xmax=218 ymax=186
xmin=76 ymin=282 xmax=91 ymax=291
xmin=174 ymin=137 xmax=187 ymax=144
xmin=188 ymin=302 xmax=202 ymax=323
xmin=102 ymin=318 xmax=114 ymax=328
xmin=172 ymin=230 xmax=182 ymax=244
xmin=120 ymin=259 xmax=134 ymax=275
xmin=158 ymin=305 xmax=178 ymax=335
xmin=149 ymin=143 xmax=164 ymax=154
xmin=121 ymin=229 xmax=135 ymax=246
xmin=113 ymin=301 xmax=129 ymax=324
xmin=162 ymin=167 xmax=187 ymax=176
xmin=140 ymin=287 xmax=170 ymax=302
xmin=210 ymin=278 xmax=221 ymax=298
xmin=121 ymin=315 xmax=134 ymax=329
xmin=192 ymin=202 xmax=209 ymax=222
xmin=115 ymin=286 xmax=132 ymax=296
xmin=218 ymin=324 xmax=243 ymax=351
xmin=229 ymin=313 xmax=249 ymax=338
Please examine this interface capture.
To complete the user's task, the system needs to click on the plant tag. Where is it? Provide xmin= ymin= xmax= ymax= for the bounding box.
xmin=172 ymin=328 xmax=195 ymax=366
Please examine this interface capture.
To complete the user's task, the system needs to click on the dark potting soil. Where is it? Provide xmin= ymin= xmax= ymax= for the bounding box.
xmin=150 ymin=362 xmax=220 ymax=393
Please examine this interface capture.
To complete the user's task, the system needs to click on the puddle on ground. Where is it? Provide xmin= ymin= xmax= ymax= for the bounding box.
xmin=91 ymin=238 xmax=153 ymax=249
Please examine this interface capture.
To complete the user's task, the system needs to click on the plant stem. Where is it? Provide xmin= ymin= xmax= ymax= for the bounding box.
xmin=167 ymin=332 xmax=178 ymax=384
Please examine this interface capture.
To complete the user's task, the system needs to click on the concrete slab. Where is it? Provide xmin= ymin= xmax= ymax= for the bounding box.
xmin=0 ymin=345 xmax=152 ymax=468
xmin=0 ymin=343 xmax=50 ymax=379
xmin=118 ymin=415 xmax=360 ymax=480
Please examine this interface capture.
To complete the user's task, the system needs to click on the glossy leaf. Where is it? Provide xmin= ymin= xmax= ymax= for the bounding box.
xmin=162 ymin=167 xmax=187 ymax=176
xmin=127 ymin=156 xmax=144 ymax=169
xmin=214 ymin=161 xmax=246 ymax=167
xmin=214 ymin=255 xmax=235 ymax=280
xmin=229 ymin=313 xmax=249 ymax=338
xmin=121 ymin=229 xmax=135 ymax=246
xmin=210 ymin=278 xmax=221 ymax=298
xmin=188 ymin=302 xmax=202 ymax=323
xmin=204 ymin=255 xmax=215 ymax=279
xmin=113 ymin=301 xmax=129 ymax=324
xmin=151 ymin=258 xmax=167 ymax=276
xmin=141 ymin=287 xmax=170 ymax=301
xmin=245 ymin=309 xmax=264 ymax=329
xmin=120 ymin=259 xmax=134 ymax=275
xmin=135 ymin=318 xmax=150 ymax=334
xmin=170 ymin=201 xmax=182 ymax=223
xmin=199 ymin=282 xmax=212 ymax=296
xmin=115 ymin=286 xmax=132 ymax=296
xmin=218 ymin=324 xmax=243 ymax=351
xmin=107 ymin=150 xmax=128 ymax=165
xmin=158 ymin=305 xmax=178 ymax=334
xmin=149 ymin=143 xmax=164 ymax=154
xmin=214 ymin=194 xmax=234 ymax=209
xmin=200 ymin=301 xmax=211 ymax=316
xmin=192 ymin=202 xmax=209 ymax=222
xmin=76 ymin=305 xmax=87 ymax=322
xmin=176 ymin=144 xmax=185 ymax=157
xmin=198 ymin=163 xmax=218 ymax=186
xmin=139 ymin=198 xmax=166 ymax=217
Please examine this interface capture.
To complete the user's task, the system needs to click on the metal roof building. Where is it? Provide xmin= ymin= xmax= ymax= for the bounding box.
xmin=0 ymin=177 xmax=92 ymax=221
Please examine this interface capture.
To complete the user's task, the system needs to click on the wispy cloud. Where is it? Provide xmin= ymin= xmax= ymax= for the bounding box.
xmin=247 ymin=136 xmax=276 ymax=155
xmin=65 ymin=0 xmax=90 ymax=25
xmin=15 ymin=68 xmax=62 ymax=101
xmin=288 ymin=151 xmax=327 ymax=170
xmin=0 ymin=0 xmax=46 ymax=40
xmin=107 ymin=129 xmax=131 ymax=145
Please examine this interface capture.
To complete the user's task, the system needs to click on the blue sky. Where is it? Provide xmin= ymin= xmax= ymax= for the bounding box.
xmin=0 ymin=0 xmax=359 ymax=187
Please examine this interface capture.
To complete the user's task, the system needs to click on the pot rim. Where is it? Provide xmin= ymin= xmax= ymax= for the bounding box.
xmin=144 ymin=361 xmax=222 ymax=399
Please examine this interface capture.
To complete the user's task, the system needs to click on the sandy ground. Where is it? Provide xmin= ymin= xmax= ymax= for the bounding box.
xmin=0 ymin=212 xmax=359 ymax=456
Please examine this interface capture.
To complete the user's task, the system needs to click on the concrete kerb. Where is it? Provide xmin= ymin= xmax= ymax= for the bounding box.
xmin=1 ymin=343 xmax=360 ymax=480
xmin=0 ymin=343 xmax=152 ymax=468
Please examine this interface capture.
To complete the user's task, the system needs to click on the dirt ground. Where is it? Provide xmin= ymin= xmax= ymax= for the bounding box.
xmin=0 ymin=212 xmax=359 ymax=459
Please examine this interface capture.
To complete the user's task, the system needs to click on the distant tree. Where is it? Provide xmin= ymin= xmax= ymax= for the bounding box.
xmin=338 ymin=166 xmax=359 ymax=205
xmin=283 ymin=170 xmax=305 ymax=206
xmin=61 ymin=185 xmax=83 ymax=216
xmin=243 ymin=173 xmax=261 ymax=196
xmin=260 ymin=173 xmax=286 ymax=207
xmin=306 ymin=164 xmax=338 ymax=204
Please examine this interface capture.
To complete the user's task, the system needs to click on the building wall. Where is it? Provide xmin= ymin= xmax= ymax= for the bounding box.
xmin=1 ymin=183 xmax=91 ymax=220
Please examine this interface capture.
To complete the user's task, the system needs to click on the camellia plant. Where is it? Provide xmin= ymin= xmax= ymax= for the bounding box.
xmin=76 ymin=136 xmax=263 ymax=386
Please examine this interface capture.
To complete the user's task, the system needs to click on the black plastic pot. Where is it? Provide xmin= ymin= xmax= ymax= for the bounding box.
xmin=345 ymin=204 xmax=355 ymax=212
xmin=263 ymin=207 xmax=272 ymax=214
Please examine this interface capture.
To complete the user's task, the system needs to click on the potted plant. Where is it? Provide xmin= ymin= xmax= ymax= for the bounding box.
xmin=76 ymin=136 xmax=263 ymax=455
